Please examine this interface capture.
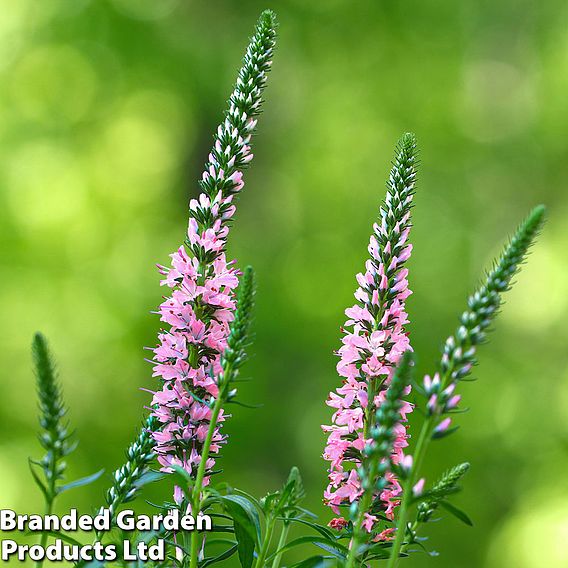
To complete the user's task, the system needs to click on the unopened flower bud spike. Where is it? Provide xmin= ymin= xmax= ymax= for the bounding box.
xmin=386 ymin=205 xmax=546 ymax=568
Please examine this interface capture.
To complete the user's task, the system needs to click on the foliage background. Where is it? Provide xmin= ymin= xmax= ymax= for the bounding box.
xmin=0 ymin=0 xmax=567 ymax=566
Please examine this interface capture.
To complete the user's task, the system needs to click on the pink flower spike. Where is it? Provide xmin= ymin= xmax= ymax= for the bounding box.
xmin=147 ymin=13 xmax=278 ymax=499
xmin=322 ymin=133 xmax=417 ymax=530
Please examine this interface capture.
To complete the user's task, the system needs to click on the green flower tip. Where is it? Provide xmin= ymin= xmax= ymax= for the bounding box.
xmin=529 ymin=204 xmax=546 ymax=226
xmin=399 ymin=132 xmax=417 ymax=149
xmin=32 ymin=332 xmax=56 ymax=380
xmin=511 ymin=203 xmax=546 ymax=255
xmin=238 ymin=266 xmax=256 ymax=307
xmin=242 ymin=264 xmax=255 ymax=281
xmin=259 ymin=9 xmax=277 ymax=28
xmin=32 ymin=331 xmax=47 ymax=351
xmin=391 ymin=351 xmax=414 ymax=388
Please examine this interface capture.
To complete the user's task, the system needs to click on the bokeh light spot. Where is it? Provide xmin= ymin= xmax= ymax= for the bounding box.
xmin=90 ymin=91 xmax=188 ymax=202
xmin=6 ymin=141 xmax=87 ymax=228
xmin=10 ymin=44 xmax=98 ymax=124
xmin=487 ymin=495 xmax=568 ymax=567
xmin=457 ymin=60 xmax=538 ymax=142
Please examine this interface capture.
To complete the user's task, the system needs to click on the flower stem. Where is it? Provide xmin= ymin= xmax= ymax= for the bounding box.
xmin=188 ymin=366 xmax=230 ymax=568
xmin=345 ymin=487 xmax=373 ymax=568
xmin=35 ymin=499 xmax=53 ymax=568
xmin=254 ymin=514 xmax=277 ymax=568
xmin=386 ymin=417 xmax=433 ymax=568
xmin=270 ymin=521 xmax=290 ymax=568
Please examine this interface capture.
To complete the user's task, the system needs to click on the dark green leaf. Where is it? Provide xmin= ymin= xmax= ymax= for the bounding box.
xmin=283 ymin=518 xmax=336 ymax=541
xmin=221 ymin=494 xmax=261 ymax=545
xmin=289 ymin=555 xmax=335 ymax=568
xmin=28 ymin=459 xmax=48 ymax=500
xmin=202 ymin=544 xmax=239 ymax=568
xmin=432 ymin=426 xmax=460 ymax=440
xmin=234 ymin=521 xmax=255 ymax=568
xmin=170 ymin=464 xmax=194 ymax=490
xmin=132 ymin=470 xmax=164 ymax=489
xmin=440 ymin=501 xmax=473 ymax=526
xmin=269 ymin=536 xmax=348 ymax=560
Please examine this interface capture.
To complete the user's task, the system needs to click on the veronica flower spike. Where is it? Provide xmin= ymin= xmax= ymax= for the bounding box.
xmin=322 ymin=133 xmax=418 ymax=540
xmin=386 ymin=204 xmax=546 ymax=567
xmin=148 ymin=10 xmax=277 ymax=500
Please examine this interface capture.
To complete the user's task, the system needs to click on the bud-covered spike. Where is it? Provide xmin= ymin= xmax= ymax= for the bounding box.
xmin=32 ymin=333 xmax=73 ymax=494
xmin=105 ymin=416 xmax=157 ymax=522
xmin=441 ymin=205 xmax=546 ymax=383
xmin=416 ymin=463 xmax=471 ymax=524
xmin=222 ymin=265 xmax=256 ymax=375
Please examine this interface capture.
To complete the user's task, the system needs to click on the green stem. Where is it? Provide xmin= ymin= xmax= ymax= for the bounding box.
xmin=386 ymin=417 xmax=433 ymax=568
xmin=270 ymin=521 xmax=290 ymax=568
xmin=345 ymin=488 xmax=373 ymax=568
xmin=254 ymin=515 xmax=277 ymax=568
xmin=36 ymin=489 xmax=55 ymax=568
xmin=345 ymin=374 xmax=385 ymax=568
xmin=188 ymin=367 xmax=230 ymax=568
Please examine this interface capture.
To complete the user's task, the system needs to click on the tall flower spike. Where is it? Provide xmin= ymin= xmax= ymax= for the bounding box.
xmin=385 ymin=207 xmax=546 ymax=568
xmin=31 ymin=333 xmax=74 ymax=499
xmin=424 ymin=205 xmax=546 ymax=428
xmin=148 ymin=11 xmax=277 ymax=493
xmin=323 ymin=134 xmax=417 ymax=536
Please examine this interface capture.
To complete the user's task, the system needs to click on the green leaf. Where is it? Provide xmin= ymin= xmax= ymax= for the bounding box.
xmin=220 ymin=494 xmax=262 ymax=568
xmin=202 ymin=544 xmax=239 ymax=568
xmin=359 ymin=539 xmax=393 ymax=560
xmin=268 ymin=536 xmax=347 ymax=561
xmin=132 ymin=470 xmax=164 ymax=489
xmin=28 ymin=459 xmax=48 ymax=500
xmin=440 ymin=501 xmax=473 ymax=526
xmin=313 ymin=542 xmax=347 ymax=560
xmin=234 ymin=521 xmax=255 ymax=568
xmin=292 ymin=506 xmax=318 ymax=519
xmin=221 ymin=494 xmax=261 ymax=545
xmin=170 ymin=464 xmax=194 ymax=489
xmin=283 ymin=518 xmax=336 ymax=541
xmin=203 ymin=538 xmax=238 ymax=547
xmin=208 ymin=525 xmax=235 ymax=534
xmin=231 ymin=489 xmax=263 ymax=515
xmin=289 ymin=555 xmax=334 ymax=568
xmin=431 ymin=426 xmax=460 ymax=440
xmin=57 ymin=470 xmax=104 ymax=494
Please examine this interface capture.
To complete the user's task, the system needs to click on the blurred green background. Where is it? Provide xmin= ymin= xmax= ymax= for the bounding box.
xmin=1 ymin=0 xmax=567 ymax=566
